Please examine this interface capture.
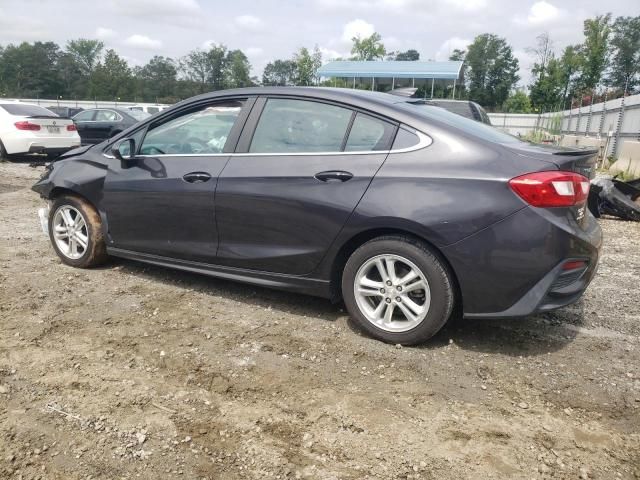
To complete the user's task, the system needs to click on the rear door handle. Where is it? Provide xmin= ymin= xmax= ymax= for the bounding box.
xmin=183 ymin=172 xmax=212 ymax=183
xmin=314 ymin=170 xmax=354 ymax=182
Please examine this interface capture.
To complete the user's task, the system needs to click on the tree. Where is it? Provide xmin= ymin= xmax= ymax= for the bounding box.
xmin=135 ymin=56 xmax=178 ymax=102
xmin=66 ymin=39 xmax=104 ymax=76
xmin=449 ymin=49 xmax=466 ymax=61
xmin=291 ymin=46 xmax=322 ymax=86
xmin=262 ymin=59 xmax=297 ymax=86
xmin=90 ymin=49 xmax=133 ymax=100
xmin=181 ymin=44 xmax=228 ymax=93
xmin=607 ymin=16 xmax=640 ymax=93
xmin=465 ymin=34 xmax=519 ymax=110
xmin=503 ymin=90 xmax=532 ymax=113
xmin=389 ymin=49 xmax=420 ymax=61
xmin=351 ymin=32 xmax=386 ymax=61
xmin=0 ymin=42 xmax=62 ymax=97
xmin=225 ymin=49 xmax=252 ymax=88
xmin=527 ymin=33 xmax=554 ymax=82
xmin=579 ymin=14 xmax=611 ymax=92
xmin=558 ymin=44 xmax=583 ymax=108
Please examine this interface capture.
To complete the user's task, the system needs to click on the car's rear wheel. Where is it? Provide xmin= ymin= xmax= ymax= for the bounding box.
xmin=0 ymin=140 xmax=8 ymax=161
xmin=341 ymin=236 xmax=454 ymax=345
xmin=48 ymin=195 xmax=108 ymax=268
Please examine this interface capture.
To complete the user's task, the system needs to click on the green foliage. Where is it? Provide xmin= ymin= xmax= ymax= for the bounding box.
xmin=579 ymin=14 xmax=612 ymax=92
xmin=66 ymin=39 xmax=104 ymax=76
xmin=262 ymin=59 xmax=296 ymax=86
xmin=350 ymin=33 xmax=386 ymax=61
xmin=90 ymin=49 xmax=133 ymax=100
xmin=465 ymin=33 xmax=519 ymax=110
xmin=388 ymin=49 xmax=420 ymax=61
xmin=503 ymin=90 xmax=532 ymax=113
xmin=607 ymin=16 xmax=640 ymax=93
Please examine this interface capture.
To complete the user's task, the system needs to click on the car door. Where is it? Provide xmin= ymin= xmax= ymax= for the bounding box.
xmin=215 ymin=96 xmax=397 ymax=275
xmin=102 ymin=98 xmax=253 ymax=263
xmin=72 ymin=110 xmax=96 ymax=144
xmin=93 ymin=109 xmax=122 ymax=141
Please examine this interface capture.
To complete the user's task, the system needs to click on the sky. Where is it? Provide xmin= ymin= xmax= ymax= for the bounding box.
xmin=0 ymin=0 xmax=637 ymax=86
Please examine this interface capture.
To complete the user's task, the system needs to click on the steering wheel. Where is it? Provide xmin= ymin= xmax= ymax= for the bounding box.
xmin=182 ymin=138 xmax=209 ymax=154
xmin=145 ymin=145 xmax=165 ymax=155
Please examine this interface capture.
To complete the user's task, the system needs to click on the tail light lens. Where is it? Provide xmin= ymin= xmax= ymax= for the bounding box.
xmin=66 ymin=124 xmax=77 ymax=131
xmin=509 ymin=171 xmax=590 ymax=207
xmin=14 ymin=121 xmax=41 ymax=131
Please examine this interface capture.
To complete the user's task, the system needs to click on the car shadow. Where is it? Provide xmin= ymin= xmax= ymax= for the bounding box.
xmin=109 ymin=257 xmax=345 ymax=323
xmin=107 ymin=257 xmax=585 ymax=357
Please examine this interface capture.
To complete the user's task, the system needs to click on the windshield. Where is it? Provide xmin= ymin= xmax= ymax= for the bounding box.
xmin=128 ymin=110 xmax=151 ymax=121
xmin=0 ymin=104 xmax=58 ymax=117
xmin=400 ymin=102 xmax=521 ymax=144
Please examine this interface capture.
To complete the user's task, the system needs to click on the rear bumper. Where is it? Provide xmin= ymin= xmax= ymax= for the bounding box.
xmin=3 ymin=135 xmax=81 ymax=155
xmin=443 ymin=206 xmax=602 ymax=318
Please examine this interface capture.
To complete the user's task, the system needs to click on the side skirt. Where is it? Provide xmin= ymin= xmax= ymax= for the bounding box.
xmin=106 ymin=247 xmax=332 ymax=298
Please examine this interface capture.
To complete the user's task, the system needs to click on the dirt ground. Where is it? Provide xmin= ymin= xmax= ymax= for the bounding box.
xmin=0 ymin=160 xmax=639 ymax=480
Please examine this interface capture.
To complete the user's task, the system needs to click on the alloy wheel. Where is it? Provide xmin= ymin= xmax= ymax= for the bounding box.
xmin=353 ymin=254 xmax=431 ymax=332
xmin=52 ymin=205 xmax=89 ymax=259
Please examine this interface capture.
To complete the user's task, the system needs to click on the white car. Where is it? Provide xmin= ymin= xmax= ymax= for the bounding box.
xmin=126 ymin=104 xmax=169 ymax=115
xmin=0 ymin=102 xmax=81 ymax=159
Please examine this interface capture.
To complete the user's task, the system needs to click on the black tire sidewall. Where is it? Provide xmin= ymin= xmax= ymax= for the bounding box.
xmin=48 ymin=196 xmax=100 ymax=268
xmin=342 ymin=237 xmax=454 ymax=345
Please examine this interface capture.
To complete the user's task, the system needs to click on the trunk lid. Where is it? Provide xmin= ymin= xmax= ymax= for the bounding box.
xmin=504 ymin=142 xmax=598 ymax=179
xmin=16 ymin=115 xmax=75 ymax=137
xmin=504 ymin=143 xmax=598 ymax=229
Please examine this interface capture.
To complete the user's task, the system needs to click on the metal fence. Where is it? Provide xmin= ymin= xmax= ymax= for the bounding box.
xmin=0 ymin=97 xmax=169 ymax=110
xmin=489 ymin=93 xmax=640 ymax=159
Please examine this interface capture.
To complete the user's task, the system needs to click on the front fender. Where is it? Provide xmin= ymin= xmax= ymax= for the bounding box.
xmin=32 ymin=158 xmax=108 ymax=209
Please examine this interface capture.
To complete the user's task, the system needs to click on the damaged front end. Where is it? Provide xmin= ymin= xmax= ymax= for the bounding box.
xmin=588 ymin=176 xmax=640 ymax=222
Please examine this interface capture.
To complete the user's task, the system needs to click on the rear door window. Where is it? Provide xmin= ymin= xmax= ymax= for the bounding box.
xmin=95 ymin=110 xmax=120 ymax=122
xmin=249 ymin=98 xmax=352 ymax=153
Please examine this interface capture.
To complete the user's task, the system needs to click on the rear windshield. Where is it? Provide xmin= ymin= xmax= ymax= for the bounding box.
xmin=400 ymin=102 xmax=520 ymax=144
xmin=0 ymin=104 xmax=58 ymax=117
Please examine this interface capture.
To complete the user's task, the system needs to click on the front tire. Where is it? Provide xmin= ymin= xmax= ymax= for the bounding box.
xmin=48 ymin=195 xmax=108 ymax=268
xmin=341 ymin=236 xmax=455 ymax=345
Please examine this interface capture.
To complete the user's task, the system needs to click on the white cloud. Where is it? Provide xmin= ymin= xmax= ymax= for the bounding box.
xmin=245 ymin=47 xmax=264 ymax=57
xmin=514 ymin=1 xmax=564 ymax=26
xmin=124 ymin=34 xmax=163 ymax=50
xmin=440 ymin=0 xmax=487 ymax=12
xmin=201 ymin=39 xmax=218 ymax=50
xmin=111 ymin=0 xmax=200 ymax=16
xmin=435 ymin=36 xmax=471 ymax=61
xmin=341 ymin=19 xmax=375 ymax=42
xmin=95 ymin=27 xmax=116 ymax=39
xmin=527 ymin=1 xmax=561 ymax=24
xmin=234 ymin=15 xmax=264 ymax=30
xmin=319 ymin=46 xmax=348 ymax=61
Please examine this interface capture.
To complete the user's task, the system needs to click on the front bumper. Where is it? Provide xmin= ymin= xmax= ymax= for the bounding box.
xmin=38 ymin=203 xmax=50 ymax=235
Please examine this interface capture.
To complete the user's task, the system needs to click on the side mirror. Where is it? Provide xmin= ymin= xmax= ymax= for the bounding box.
xmin=111 ymin=138 xmax=135 ymax=162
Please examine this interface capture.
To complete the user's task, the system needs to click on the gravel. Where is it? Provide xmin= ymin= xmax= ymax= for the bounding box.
xmin=1 ymin=161 xmax=639 ymax=479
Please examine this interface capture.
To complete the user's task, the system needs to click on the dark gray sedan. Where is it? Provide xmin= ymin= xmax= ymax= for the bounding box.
xmin=32 ymin=87 xmax=601 ymax=345
xmin=72 ymin=107 xmax=149 ymax=145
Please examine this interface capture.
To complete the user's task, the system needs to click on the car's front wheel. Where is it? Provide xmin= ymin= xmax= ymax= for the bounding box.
xmin=48 ymin=195 xmax=108 ymax=268
xmin=342 ymin=236 xmax=455 ymax=345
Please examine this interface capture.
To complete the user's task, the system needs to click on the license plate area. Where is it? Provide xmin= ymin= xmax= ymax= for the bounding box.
xmin=47 ymin=126 xmax=61 ymax=134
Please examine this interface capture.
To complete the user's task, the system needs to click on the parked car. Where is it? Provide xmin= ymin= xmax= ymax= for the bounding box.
xmin=389 ymin=88 xmax=492 ymax=125
xmin=46 ymin=106 xmax=85 ymax=118
xmin=72 ymin=108 xmax=149 ymax=145
xmin=32 ymin=87 xmax=601 ymax=345
xmin=127 ymin=104 xmax=169 ymax=115
xmin=0 ymin=102 xmax=80 ymax=160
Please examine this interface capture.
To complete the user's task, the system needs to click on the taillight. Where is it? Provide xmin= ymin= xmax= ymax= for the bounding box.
xmin=562 ymin=260 xmax=588 ymax=271
xmin=14 ymin=121 xmax=41 ymax=131
xmin=509 ymin=171 xmax=590 ymax=207
xmin=66 ymin=124 xmax=77 ymax=131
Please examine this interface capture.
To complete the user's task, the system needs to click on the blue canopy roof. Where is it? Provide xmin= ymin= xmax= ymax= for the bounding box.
xmin=317 ymin=60 xmax=463 ymax=79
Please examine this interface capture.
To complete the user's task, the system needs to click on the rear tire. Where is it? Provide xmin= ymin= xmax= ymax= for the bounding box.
xmin=341 ymin=235 xmax=455 ymax=345
xmin=0 ymin=140 xmax=8 ymax=162
xmin=48 ymin=195 xmax=108 ymax=268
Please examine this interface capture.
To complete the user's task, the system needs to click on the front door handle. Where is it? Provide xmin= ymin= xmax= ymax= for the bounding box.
xmin=314 ymin=170 xmax=354 ymax=182
xmin=183 ymin=172 xmax=212 ymax=183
